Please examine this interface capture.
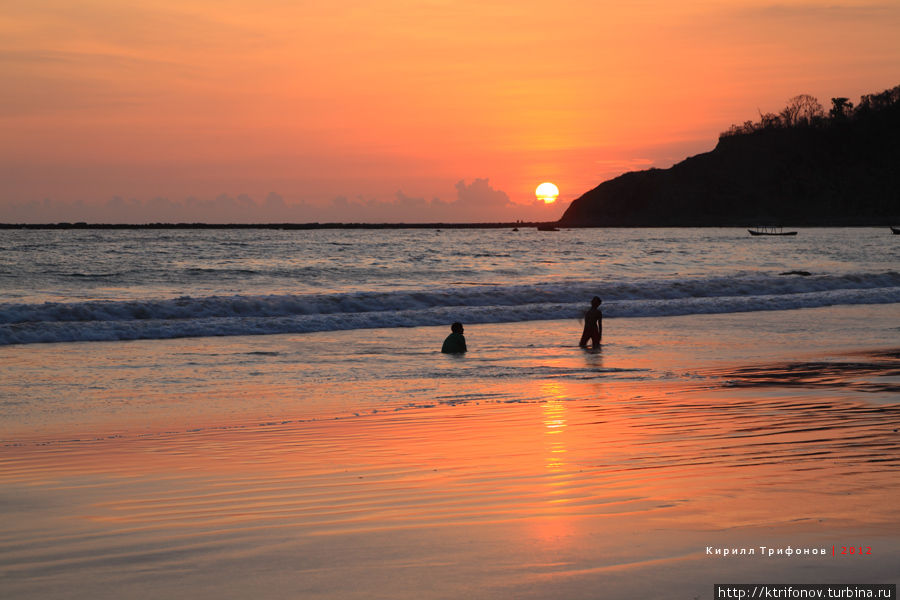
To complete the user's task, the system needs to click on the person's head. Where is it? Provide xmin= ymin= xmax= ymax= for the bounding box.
xmin=591 ymin=296 xmax=602 ymax=308
xmin=451 ymin=321 xmax=464 ymax=334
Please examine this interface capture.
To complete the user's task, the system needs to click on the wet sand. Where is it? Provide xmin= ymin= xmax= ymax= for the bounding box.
xmin=1 ymin=305 xmax=899 ymax=599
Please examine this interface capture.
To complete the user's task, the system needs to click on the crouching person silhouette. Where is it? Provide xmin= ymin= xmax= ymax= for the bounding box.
xmin=441 ymin=322 xmax=467 ymax=354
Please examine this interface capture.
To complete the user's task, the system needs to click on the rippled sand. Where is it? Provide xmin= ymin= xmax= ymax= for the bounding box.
xmin=2 ymin=305 xmax=899 ymax=599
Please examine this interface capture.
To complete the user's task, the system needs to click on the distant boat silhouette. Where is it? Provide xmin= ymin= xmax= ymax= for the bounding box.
xmin=537 ymin=224 xmax=560 ymax=231
xmin=891 ymin=226 xmax=900 ymax=234
xmin=748 ymin=226 xmax=797 ymax=236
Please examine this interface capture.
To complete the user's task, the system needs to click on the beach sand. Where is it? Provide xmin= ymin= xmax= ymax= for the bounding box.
xmin=1 ymin=304 xmax=899 ymax=599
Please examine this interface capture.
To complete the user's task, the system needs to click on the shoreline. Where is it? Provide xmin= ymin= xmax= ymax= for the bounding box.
xmin=5 ymin=342 xmax=898 ymax=447
xmin=3 ymin=303 xmax=899 ymax=442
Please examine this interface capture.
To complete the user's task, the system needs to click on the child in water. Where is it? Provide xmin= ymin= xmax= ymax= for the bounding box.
xmin=441 ymin=322 xmax=467 ymax=353
xmin=579 ymin=296 xmax=602 ymax=348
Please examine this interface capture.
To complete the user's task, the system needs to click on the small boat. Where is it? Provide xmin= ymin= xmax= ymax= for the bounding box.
xmin=748 ymin=226 xmax=797 ymax=236
xmin=891 ymin=226 xmax=900 ymax=235
xmin=537 ymin=224 xmax=560 ymax=231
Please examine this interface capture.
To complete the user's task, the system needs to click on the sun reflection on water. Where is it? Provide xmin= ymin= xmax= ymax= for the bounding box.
xmin=542 ymin=393 xmax=568 ymax=473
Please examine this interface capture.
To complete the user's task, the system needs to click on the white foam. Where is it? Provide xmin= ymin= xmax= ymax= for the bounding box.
xmin=2 ymin=272 xmax=898 ymax=345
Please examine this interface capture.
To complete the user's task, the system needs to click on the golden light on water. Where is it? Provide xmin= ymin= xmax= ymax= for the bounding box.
xmin=535 ymin=182 xmax=559 ymax=204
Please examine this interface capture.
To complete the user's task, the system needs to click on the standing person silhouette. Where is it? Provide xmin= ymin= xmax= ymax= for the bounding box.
xmin=579 ymin=296 xmax=602 ymax=348
xmin=441 ymin=322 xmax=467 ymax=354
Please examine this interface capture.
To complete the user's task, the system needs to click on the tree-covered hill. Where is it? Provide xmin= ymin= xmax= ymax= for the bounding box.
xmin=559 ymin=85 xmax=900 ymax=226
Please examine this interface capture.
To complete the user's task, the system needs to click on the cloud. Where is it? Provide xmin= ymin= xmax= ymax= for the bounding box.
xmin=0 ymin=177 xmax=563 ymax=224
xmin=264 ymin=192 xmax=285 ymax=208
xmin=302 ymin=178 xmax=532 ymax=223
xmin=395 ymin=190 xmax=427 ymax=209
xmin=453 ymin=178 xmax=511 ymax=209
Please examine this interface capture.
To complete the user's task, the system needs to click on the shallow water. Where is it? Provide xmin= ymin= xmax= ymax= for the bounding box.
xmin=2 ymin=304 xmax=897 ymax=441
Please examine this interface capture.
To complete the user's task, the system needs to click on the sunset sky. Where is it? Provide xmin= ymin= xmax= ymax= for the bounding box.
xmin=2 ymin=0 xmax=899 ymax=223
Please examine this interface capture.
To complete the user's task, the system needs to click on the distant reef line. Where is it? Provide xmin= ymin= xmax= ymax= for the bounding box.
xmin=0 ymin=221 xmax=553 ymax=230
xmin=1 ymin=221 xmax=896 ymax=229
xmin=558 ymin=83 xmax=900 ymax=227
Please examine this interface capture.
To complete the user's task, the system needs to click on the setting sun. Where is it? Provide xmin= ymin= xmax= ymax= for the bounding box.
xmin=535 ymin=182 xmax=559 ymax=204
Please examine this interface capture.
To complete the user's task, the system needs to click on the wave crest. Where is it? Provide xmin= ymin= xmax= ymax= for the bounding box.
xmin=2 ymin=271 xmax=898 ymax=345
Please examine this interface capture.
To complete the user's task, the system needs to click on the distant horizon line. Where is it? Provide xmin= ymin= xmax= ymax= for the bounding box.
xmin=2 ymin=221 xmax=897 ymax=230
xmin=0 ymin=221 xmax=557 ymax=230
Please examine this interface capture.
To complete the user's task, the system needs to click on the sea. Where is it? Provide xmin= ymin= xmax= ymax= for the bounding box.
xmin=2 ymin=227 xmax=898 ymax=346
xmin=1 ymin=226 xmax=899 ymax=440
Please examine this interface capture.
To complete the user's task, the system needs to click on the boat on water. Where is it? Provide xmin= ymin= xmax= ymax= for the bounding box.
xmin=537 ymin=224 xmax=560 ymax=231
xmin=891 ymin=226 xmax=900 ymax=235
xmin=748 ymin=226 xmax=797 ymax=236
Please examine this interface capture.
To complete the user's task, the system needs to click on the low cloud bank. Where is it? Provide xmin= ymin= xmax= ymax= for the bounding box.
xmin=2 ymin=179 xmax=559 ymax=223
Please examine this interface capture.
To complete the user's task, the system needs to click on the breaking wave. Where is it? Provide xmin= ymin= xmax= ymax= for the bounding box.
xmin=2 ymin=271 xmax=898 ymax=345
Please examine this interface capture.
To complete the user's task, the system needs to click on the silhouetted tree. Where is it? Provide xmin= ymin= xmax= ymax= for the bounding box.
xmin=780 ymin=94 xmax=824 ymax=126
xmin=856 ymin=84 xmax=900 ymax=114
xmin=759 ymin=112 xmax=782 ymax=130
xmin=829 ymin=97 xmax=853 ymax=120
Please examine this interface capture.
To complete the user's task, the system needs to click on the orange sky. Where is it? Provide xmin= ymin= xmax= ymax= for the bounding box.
xmin=2 ymin=0 xmax=899 ymax=222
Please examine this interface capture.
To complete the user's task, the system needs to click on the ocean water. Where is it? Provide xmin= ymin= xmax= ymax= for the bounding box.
xmin=1 ymin=227 xmax=898 ymax=345
xmin=2 ymin=227 xmax=899 ymax=599
xmin=1 ymin=226 xmax=898 ymax=440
